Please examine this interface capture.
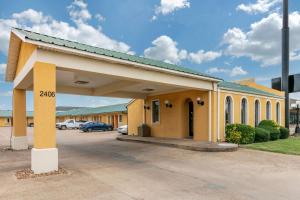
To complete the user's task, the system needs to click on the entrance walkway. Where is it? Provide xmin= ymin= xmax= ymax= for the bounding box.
xmin=117 ymin=135 xmax=238 ymax=152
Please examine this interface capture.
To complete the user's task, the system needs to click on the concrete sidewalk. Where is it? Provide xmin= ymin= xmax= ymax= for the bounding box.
xmin=117 ymin=135 xmax=238 ymax=152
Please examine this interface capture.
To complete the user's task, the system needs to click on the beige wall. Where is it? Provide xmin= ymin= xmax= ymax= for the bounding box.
xmin=127 ymin=88 xmax=285 ymax=142
xmin=128 ymin=99 xmax=144 ymax=136
xmin=145 ymin=90 xmax=209 ymax=141
xmin=127 ymin=91 xmax=210 ymax=141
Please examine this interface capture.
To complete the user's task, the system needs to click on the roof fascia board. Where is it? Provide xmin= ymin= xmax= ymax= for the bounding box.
xmin=23 ymin=39 xmax=222 ymax=83
xmin=13 ymin=49 xmax=37 ymax=89
xmin=36 ymin=48 xmax=214 ymax=91
xmin=12 ymin=29 xmax=26 ymax=41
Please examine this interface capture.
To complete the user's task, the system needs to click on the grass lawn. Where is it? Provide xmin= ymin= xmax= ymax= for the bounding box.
xmin=244 ymin=137 xmax=300 ymax=155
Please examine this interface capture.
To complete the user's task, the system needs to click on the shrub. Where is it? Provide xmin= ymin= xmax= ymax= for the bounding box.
xmin=226 ymin=124 xmax=255 ymax=144
xmin=236 ymin=124 xmax=255 ymax=144
xmin=279 ymin=126 xmax=289 ymax=139
xmin=254 ymin=127 xmax=270 ymax=143
xmin=226 ymin=128 xmax=242 ymax=144
xmin=258 ymin=120 xmax=278 ymax=128
xmin=260 ymin=126 xmax=280 ymax=141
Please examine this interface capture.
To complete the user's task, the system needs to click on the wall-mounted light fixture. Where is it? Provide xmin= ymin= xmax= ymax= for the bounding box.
xmin=196 ymin=97 xmax=204 ymax=106
xmin=144 ymin=104 xmax=150 ymax=110
xmin=164 ymin=100 xmax=173 ymax=108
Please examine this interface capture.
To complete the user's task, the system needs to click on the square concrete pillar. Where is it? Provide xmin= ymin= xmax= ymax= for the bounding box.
xmin=31 ymin=62 xmax=57 ymax=174
xmin=12 ymin=89 xmax=28 ymax=150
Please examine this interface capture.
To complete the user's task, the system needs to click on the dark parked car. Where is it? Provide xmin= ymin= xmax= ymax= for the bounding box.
xmin=80 ymin=122 xmax=113 ymax=132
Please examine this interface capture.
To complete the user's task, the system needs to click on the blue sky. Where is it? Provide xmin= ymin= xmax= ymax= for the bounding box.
xmin=0 ymin=0 xmax=299 ymax=110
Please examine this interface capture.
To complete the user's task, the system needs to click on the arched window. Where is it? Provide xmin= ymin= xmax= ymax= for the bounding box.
xmin=241 ymin=98 xmax=247 ymax=124
xmin=255 ymin=100 xmax=260 ymax=127
xmin=276 ymin=102 xmax=280 ymax=124
xmin=266 ymin=101 xmax=271 ymax=120
xmin=225 ymin=96 xmax=233 ymax=124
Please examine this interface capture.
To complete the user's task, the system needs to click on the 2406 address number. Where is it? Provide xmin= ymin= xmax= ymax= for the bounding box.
xmin=39 ymin=91 xmax=56 ymax=97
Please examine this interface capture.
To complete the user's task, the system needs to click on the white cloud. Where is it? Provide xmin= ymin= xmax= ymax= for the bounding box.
xmin=152 ymin=0 xmax=190 ymax=20
xmin=144 ymin=35 xmax=220 ymax=64
xmin=237 ymin=0 xmax=281 ymax=15
xmin=230 ymin=66 xmax=248 ymax=77
xmin=189 ymin=50 xmax=222 ymax=64
xmin=0 ymin=0 xmax=132 ymax=55
xmin=95 ymin=14 xmax=105 ymax=22
xmin=0 ymin=64 xmax=6 ymax=74
xmin=144 ymin=35 xmax=187 ymax=64
xmin=222 ymin=12 xmax=300 ymax=66
xmin=67 ymin=0 xmax=91 ymax=23
xmin=206 ymin=67 xmax=228 ymax=74
xmin=206 ymin=66 xmax=248 ymax=77
xmin=12 ymin=9 xmax=50 ymax=24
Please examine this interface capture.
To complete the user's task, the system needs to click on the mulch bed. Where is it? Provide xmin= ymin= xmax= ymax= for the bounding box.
xmin=15 ymin=168 xmax=68 ymax=180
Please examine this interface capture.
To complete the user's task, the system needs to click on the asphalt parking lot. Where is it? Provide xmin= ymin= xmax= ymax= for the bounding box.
xmin=1 ymin=127 xmax=300 ymax=200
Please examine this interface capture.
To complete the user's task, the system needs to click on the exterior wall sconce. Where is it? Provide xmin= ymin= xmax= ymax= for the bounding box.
xmin=164 ymin=100 xmax=173 ymax=108
xmin=196 ymin=97 xmax=204 ymax=106
xmin=144 ymin=104 xmax=150 ymax=110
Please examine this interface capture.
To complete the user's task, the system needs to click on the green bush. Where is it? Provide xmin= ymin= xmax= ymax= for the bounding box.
xmin=237 ymin=124 xmax=255 ymax=144
xmin=260 ymin=126 xmax=280 ymax=141
xmin=258 ymin=120 xmax=278 ymax=128
xmin=226 ymin=128 xmax=242 ymax=144
xmin=254 ymin=127 xmax=270 ymax=142
xmin=226 ymin=124 xmax=255 ymax=144
xmin=279 ymin=126 xmax=289 ymax=139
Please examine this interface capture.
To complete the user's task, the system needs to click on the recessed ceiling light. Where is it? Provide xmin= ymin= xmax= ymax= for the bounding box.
xmin=143 ymin=88 xmax=154 ymax=92
xmin=74 ymin=80 xmax=89 ymax=85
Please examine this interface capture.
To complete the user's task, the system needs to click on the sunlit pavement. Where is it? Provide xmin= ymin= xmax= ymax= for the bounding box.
xmin=1 ymin=127 xmax=300 ymax=200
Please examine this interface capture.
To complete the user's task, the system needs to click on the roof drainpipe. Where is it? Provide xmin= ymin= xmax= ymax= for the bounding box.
xmin=282 ymin=0 xmax=290 ymax=128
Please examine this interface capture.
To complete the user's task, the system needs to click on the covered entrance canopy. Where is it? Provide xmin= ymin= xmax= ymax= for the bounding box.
xmin=6 ymin=28 xmax=221 ymax=174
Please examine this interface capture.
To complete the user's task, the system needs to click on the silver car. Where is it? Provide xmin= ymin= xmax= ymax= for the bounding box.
xmin=117 ymin=125 xmax=128 ymax=134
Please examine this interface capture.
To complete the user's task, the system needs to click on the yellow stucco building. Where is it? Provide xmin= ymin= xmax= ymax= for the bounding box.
xmin=0 ymin=110 xmax=34 ymax=127
xmin=56 ymin=104 xmax=128 ymax=129
xmin=0 ymin=104 xmax=127 ymax=129
xmin=128 ymin=79 xmax=285 ymax=142
xmin=4 ymin=28 xmax=285 ymax=174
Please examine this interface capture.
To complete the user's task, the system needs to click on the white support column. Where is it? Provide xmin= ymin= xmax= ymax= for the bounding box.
xmin=31 ymin=148 xmax=58 ymax=174
xmin=31 ymin=62 xmax=57 ymax=174
xmin=208 ymin=90 xmax=212 ymax=142
xmin=217 ymin=89 xmax=220 ymax=141
xmin=11 ymin=136 xmax=28 ymax=150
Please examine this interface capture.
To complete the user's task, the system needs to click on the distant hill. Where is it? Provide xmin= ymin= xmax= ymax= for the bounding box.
xmin=56 ymin=106 xmax=90 ymax=112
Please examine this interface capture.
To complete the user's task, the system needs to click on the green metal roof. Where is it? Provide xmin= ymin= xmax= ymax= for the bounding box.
xmin=56 ymin=103 xmax=127 ymax=117
xmin=0 ymin=110 xmax=33 ymax=117
xmin=13 ymin=28 xmax=222 ymax=81
xmin=218 ymin=81 xmax=283 ymax=99
xmin=0 ymin=110 xmax=12 ymax=117
xmin=0 ymin=104 xmax=127 ymax=118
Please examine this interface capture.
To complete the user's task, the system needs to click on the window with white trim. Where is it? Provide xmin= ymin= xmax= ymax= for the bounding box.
xmin=225 ymin=96 xmax=233 ymax=124
xmin=266 ymin=101 xmax=271 ymax=120
xmin=119 ymin=114 xmax=123 ymax=122
xmin=276 ymin=102 xmax=280 ymax=124
xmin=255 ymin=100 xmax=260 ymax=127
xmin=241 ymin=98 xmax=247 ymax=124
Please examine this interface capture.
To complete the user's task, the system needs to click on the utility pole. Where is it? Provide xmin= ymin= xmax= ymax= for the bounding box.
xmin=282 ymin=0 xmax=290 ymax=128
